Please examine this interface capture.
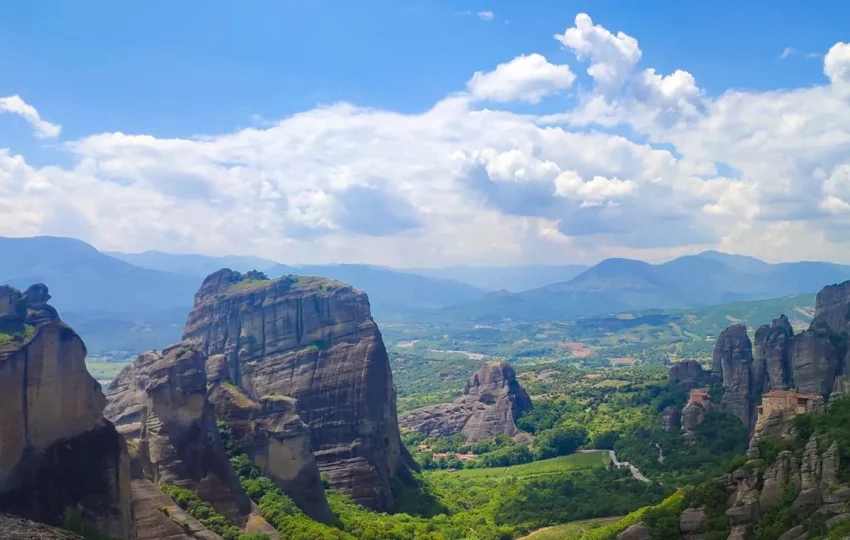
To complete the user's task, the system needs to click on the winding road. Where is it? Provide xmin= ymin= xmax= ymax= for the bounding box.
xmin=605 ymin=450 xmax=650 ymax=483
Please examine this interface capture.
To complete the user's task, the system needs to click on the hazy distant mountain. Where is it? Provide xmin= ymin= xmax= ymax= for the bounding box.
xmin=5 ymin=237 xmax=849 ymax=351
xmin=406 ymin=265 xmax=589 ymax=292
xmin=0 ymin=237 xmax=485 ymax=353
xmin=0 ymin=237 xmax=198 ymax=313
xmin=266 ymin=263 xmax=486 ymax=318
xmin=107 ymin=250 xmax=280 ymax=277
xmin=439 ymin=251 xmax=850 ymax=322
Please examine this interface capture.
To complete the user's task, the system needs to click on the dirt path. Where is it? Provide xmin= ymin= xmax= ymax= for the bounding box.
xmin=516 ymin=526 xmax=552 ymax=539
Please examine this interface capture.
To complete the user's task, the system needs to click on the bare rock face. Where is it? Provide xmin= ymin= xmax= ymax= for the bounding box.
xmin=181 ymin=270 xmax=415 ymax=512
xmin=668 ymin=360 xmax=708 ymax=392
xmin=724 ymin=463 xmax=763 ymax=540
xmin=790 ymin=329 xmax=841 ymax=400
xmin=754 ymin=315 xmax=794 ymax=392
xmin=0 ymin=513 xmax=85 ymax=540
xmin=760 ymin=451 xmax=801 ymax=510
xmin=811 ymin=280 xmax=850 ymax=334
xmin=661 ymin=406 xmax=681 ymax=431
xmin=679 ymin=507 xmax=707 ymax=538
xmin=681 ymin=398 xmax=711 ymax=432
xmin=399 ymin=361 xmax=533 ymax=444
xmin=0 ymin=284 xmax=134 ymax=540
xmin=713 ymin=325 xmax=756 ymax=429
xmin=105 ymin=344 xmax=252 ymax=525
xmin=130 ymin=478 xmax=223 ymax=540
xmin=616 ymin=523 xmax=651 ymax=540
xmin=207 ymin=380 xmax=332 ymax=523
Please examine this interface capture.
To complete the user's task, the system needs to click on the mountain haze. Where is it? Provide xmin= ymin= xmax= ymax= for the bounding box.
xmin=107 ymin=250 xmax=280 ymax=277
xmin=440 ymin=251 xmax=850 ymax=322
xmin=406 ymin=265 xmax=589 ymax=292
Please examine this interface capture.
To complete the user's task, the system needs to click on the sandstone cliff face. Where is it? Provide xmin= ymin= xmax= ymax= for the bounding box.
xmin=681 ymin=398 xmax=711 ymax=432
xmin=668 ymin=360 xmax=708 ymax=392
xmin=811 ymin=280 xmax=850 ymax=334
xmin=712 ymin=283 xmax=850 ymax=434
xmin=713 ymin=325 xmax=756 ymax=429
xmin=754 ymin=315 xmax=794 ymax=392
xmin=399 ymin=361 xmax=534 ymax=444
xmin=674 ymin=435 xmax=850 ymax=540
xmin=0 ymin=284 xmax=134 ymax=540
xmin=181 ymin=270 xmax=415 ymax=512
xmin=207 ymin=379 xmax=332 ymax=523
xmin=105 ymin=344 xmax=252 ymax=525
xmin=789 ymin=329 xmax=841 ymax=399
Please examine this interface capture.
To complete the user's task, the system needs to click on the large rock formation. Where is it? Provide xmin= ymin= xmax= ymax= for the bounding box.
xmin=0 ymin=513 xmax=85 ymax=539
xmin=669 ymin=434 xmax=850 ymax=540
xmin=712 ymin=281 xmax=850 ymax=434
xmin=206 ymin=378 xmax=332 ymax=523
xmin=399 ymin=361 xmax=533 ymax=444
xmin=668 ymin=360 xmax=708 ymax=392
xmin=713 ymin=325 xmax=756 ymax=429
xmin=811 ymin=280 xmax=850 ymax=334
xmin=790 ymin=328 xmax=842 ymax=399
xmin=0 ymin=284 xmax=134 ymax=539
xmin=753 ymin=315 xmax=794 ymax=392
xmin=105 ymin=344 xmax=252 ymax=525
xmin=181 ymin=270 xmax=416 ymax=512
xmin=681 ymin=392 xmax=712 ymax=433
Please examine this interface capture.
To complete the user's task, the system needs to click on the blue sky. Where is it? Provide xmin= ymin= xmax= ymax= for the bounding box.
xmin=2 ymin=2 xmax=850 ymax=266
xmin=2 ymin=0 xmax=846 ymax=143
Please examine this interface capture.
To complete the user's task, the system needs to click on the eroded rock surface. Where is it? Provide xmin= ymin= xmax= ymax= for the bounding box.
xmin=181 ymin=270 xmax=415 ymax=512
xmin=207 ymin=380 xmax=332 ymax=522
xmin=754 ymin=315 xmax=794 ymax=392
xmin=713 ymin=325 xmax=756 ymax=429
xmin=105 ymin=344 xmax=252 ymax=525
xmin=0 ymin=284 xmax=134 ymax=540
xmin=399 ymin=361 xmax=533 ymax=444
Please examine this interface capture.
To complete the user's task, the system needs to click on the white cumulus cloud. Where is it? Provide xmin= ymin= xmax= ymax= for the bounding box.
xmin=467 ymin=53 xmax=576 ymax=103
xmin=0 ymin=95 xmax=61 ymax=138
xmin=2 ymin=13 xmax=850 ymax=265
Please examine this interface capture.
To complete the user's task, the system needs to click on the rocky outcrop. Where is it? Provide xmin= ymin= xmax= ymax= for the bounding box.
xmin=0 ymin=284 xmax=134 ymax=540
xmin=661 ymin=406 xmax=680 ymax=431
xmin=760 ymin=451 xmax=800 ymax=510
xmin=790 ymin=329 xmax=842 ymax=400
xmin=207 ymin=380 xmax=332 ymax=523
xmin=675 ymin=433 xmax=850 ymax=540
xmin=713 ymin=325 xmax=756 ymax=429
xmin=399 ymin=361 xmax=533 ymax=444
xmin=0 ymin=513 xmax=84 ymax=539
xmin=811 ymin=280 xmax=850 ymax=334
xmin=679 ymin=507 xmax=707 ymax=539
xmin=105 ymin=344 xmax=252 ymax=525
xmin=754 ymin=315 xmax=794 ymax=392
xmin=130 ymin=478 xmax=223 ymax=540
xmin=681 ymin=397 xmax=711 ymax=432
xmin=669 ymin=360 xmax=708 ymax=392
xmin=181 ymin=270 xmax=415 ymax=512
xmin=616 ymin=523 xmax=651 ymax=540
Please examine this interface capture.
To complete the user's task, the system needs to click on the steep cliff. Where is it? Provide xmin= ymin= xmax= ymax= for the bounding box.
xmin=711 ymin=282 xmax=850 ymax=434
xmin=753 ymin=315 xmax=794 ymax=392
xmin=181 ymin=269 xmax=416 ymax=512
xmin=399 ymin=361 xmax=533 ymax=444
xmin=105 ymin=344 xmax=252 ymax=526
xmin=713 ymin=325 xmax=756 ymax=429
xmin=0 ymin=284 xmax=134 ymax=539
xmin=811 ymin=280 xmax=850 ymax=334
xmin=206 ymin=377 xmax=332 ymax=523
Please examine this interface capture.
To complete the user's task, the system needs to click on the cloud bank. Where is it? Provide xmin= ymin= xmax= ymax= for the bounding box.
xmin=2 ymin=13 xmax=850 ymax=266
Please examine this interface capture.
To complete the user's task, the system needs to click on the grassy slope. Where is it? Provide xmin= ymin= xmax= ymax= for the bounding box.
xmin=520 ymin=516 xmax=623 ymax=540
xmin=426 ymin=451 xmax=607 ymax=480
